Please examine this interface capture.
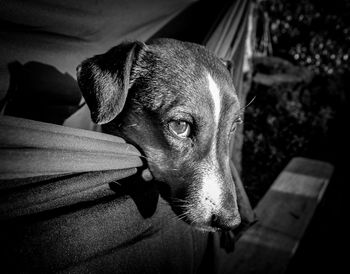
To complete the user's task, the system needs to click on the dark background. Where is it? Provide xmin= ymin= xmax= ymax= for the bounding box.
xmin=242 ymin=0 xmax=349 ymax=272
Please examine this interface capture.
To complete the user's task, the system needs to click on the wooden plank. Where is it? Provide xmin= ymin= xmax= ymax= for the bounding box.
xmin=231 ymin=157 xmax=334 ymax=274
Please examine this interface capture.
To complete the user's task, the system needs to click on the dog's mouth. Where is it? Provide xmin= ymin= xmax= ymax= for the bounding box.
xmin=170 ymin=206 xmax=218 ymax=232
xmin=175 ymin=208 xmax=241 ymax=232
xmin=190 ymin=224 xmax=221 ymax=233
xmin=167 ymin=196 xmax=241 ymax=232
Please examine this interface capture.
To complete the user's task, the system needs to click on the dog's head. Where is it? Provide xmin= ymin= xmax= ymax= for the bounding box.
xmin=77 ymin=38 xmax=246 ymax=231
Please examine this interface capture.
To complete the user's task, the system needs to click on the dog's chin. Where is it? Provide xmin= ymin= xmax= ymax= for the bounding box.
xmin=181 ymin=216 xmax=224 ymax=232
xmin=173 ymin=209 xmax=222 ymax=232
xmin=191 ymin=223 xmax=221 ymax=233
xmin=172 ymin=203 xmax=241 ymax=232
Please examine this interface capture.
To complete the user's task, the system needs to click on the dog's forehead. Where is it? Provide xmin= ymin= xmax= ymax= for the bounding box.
xmin=146 ymin=40 xmax=239 ymax=112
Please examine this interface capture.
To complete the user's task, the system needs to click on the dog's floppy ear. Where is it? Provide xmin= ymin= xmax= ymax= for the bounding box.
xmin=77 ymin=41 xmax=145 ymax=124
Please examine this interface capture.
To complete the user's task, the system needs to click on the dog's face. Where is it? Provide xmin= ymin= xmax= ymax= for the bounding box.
xmin=77 ymin=39 xmax=243 ymax=231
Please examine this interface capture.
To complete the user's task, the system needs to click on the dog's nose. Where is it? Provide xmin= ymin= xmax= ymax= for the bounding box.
xmin=210 ymin=191 xmax=241 ymax=230
xmin=211 ymin=209 xmax=241 ymax=230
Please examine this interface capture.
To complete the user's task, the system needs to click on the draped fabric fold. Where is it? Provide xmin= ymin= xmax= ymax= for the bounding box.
xmin=205 ymin=0 xmax=252 ymax=100
xmin=0 ymin=116 xmax=142 ymax=179
xmin=0 ymin=116 xmax=142 ymax=219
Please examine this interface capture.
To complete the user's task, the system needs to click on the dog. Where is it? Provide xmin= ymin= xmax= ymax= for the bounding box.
xmin=77 ymin=38 xmax=249 ymax=232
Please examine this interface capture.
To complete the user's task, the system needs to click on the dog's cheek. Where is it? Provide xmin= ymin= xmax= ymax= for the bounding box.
xmin=151 ymin=156 xmax=196 ymax=196
xmin=143 ymin=146 xmax=171 ymax=179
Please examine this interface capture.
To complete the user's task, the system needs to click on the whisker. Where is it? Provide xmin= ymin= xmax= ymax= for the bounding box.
xmin=175 ymin=212 xmax=189 ymax=220
xmin=137 ymin=155 xmax=157 ymax=165
xmin=238 ymin=96 xmax=256 ymax=115
xmin=125 ymin=123 xmax=138 ymax=127
xmin=170 ymin=198 xmax=191 ymax=206
xmin=110 ymin=180 xmax=121 ymax=186
xmin=168 ymin=210 xmax=192 ymax=228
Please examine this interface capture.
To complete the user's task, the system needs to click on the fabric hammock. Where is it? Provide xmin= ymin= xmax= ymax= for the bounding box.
xmin=0 ymin=0 xmax=255 ymax=273
xmin=0 ymin=115 xmax=142 ymax=219
xmin=0 ymin=116 xmax=142 ymax=179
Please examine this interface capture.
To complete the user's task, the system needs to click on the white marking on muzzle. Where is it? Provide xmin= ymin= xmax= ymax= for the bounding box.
xmin=207 ymin=73 xmax=221 ymax=126
xmin=201 ymin=168 xmax=222 ymax=211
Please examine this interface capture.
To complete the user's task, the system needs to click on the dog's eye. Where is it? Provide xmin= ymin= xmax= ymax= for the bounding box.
xmin=169 ymin=120 xmax=191 ymax=138
xmin=230 ymin=116 xmax=243 ymax=133
xmin=235 ymin=115 xmax=243 ymax=124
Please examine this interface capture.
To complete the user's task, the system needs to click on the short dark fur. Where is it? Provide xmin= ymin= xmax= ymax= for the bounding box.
xmin=77 ymin=38 xmax=244 ymax=231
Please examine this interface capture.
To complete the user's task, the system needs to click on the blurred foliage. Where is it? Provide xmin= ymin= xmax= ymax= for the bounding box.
xmin=263 ymin=0 xmax=350 ymax=75
xmin=242 ymin=73 xmax=346 ymax=205
xmin=241 ymin=0 xmax=349 ymax=205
